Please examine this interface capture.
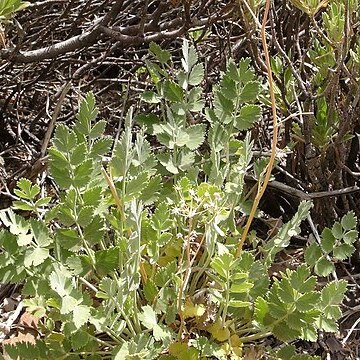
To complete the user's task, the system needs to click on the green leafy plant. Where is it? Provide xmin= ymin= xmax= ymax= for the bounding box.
xmin=0 ymin=0 xmax=29 ymax=22
xmin=305 ymin=211 xmax=358 ymax=276
xmin=0 ymin=41 xmax=356 ymax=359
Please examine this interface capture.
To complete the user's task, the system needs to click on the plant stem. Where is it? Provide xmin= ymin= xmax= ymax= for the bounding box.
xmin=236 ymin=0 xmax=278 ymax=258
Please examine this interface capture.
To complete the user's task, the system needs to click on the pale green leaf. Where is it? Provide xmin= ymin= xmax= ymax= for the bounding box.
xmin=73 ymin=305 xmax=91 ymax=329
xmin=139 ymin=305 xmax=157 ymax=329
xmin=89 ymin=120 xmax=106 ymax=139
xmin=61 ymin=295 xmax=80 ymax=314
xmin=141 ymin=91 xmax=162 ymax=104
xmin=341 ymin=211 xmax=357 ymax=231
xmin=239 ymin=81 xmax=260 ymax=102
xmin=234 ymin=104 xmax=261 ymax=130
xmin=157 ymin=153 xmax=178 ymax=174
xmin=331 ymin=222 xmax=343 ymax=239
xmin=71 ymin=330 xmax=90 ymax=351
xmin=70 ymin=143 xmax=87 ymax=166
xmin=76 ymin=206 xmax=95 ymax=227
xmin=34 ymin=197 xmax=52 ymax=208
xmin=52 ymin=124 xmax=77 ymax=153
xmin=182 ymin=39 xmax=198 ymax=72
xmin=90 ymin=137 xmax=112 ymax=157
xmin=314 ymin=257 xmax=334 ymax=277
xmin=333 ymin=243 xmax=355 ymax=260
xmin=343 ymin=230 xmax=358 ymax=244
xmin=304 ymin=243 xmax=322 ymax=267
xmin=188 ymin=63 xmax=204 ymax=86
xmin=185 ymin=124 xmax=206 ymax=150
xmin=31 ymin=219 xmax=51 ymax=247
xmin=56 ymin=228 xmax=81 ymax=250
xmin=149 ymin=42 xmax=171 ymax=64
xmin=24 ymin=247 xmax=49 ymax=267
xmin=321 ymin=227 xmax=335 ymax=253
xmin=73 ymin=159 xmax=93 ymax=188
xmin=125 ymin=172 xmax=149 ymax=201
xmin=12 ymin=201 xmax=34 ymax=211
xmin=178 ymin=150 xmax=195 ymax=171
xmin=228 ymin=300 xmax=252 ymax=308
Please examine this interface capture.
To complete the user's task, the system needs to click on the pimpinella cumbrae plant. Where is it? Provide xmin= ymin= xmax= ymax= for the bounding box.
xmin=0 ymin=41 xmax=356 ymax=360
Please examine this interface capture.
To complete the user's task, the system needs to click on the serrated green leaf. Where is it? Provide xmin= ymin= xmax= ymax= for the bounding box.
xmin=314 ymin=257 xmax=334 ymax=277
xmin=178 ymin=150 xmax=195 ymax=171
xmin=144 ymin=279 xmax=158 ymax=303
xmin=139 ymin=305 xmax=157 ymax=329
xmin=157 ymin=153 xmax=178 ymax=174
xmin=49 ymin=269 xmax=72 ymax=297
xmin=321 ymin=227 xmax=336 ymax=253
xmin=304 ymin=243 xmax=322 ymax=267
xmin=75 ymin=93 xmax=98 ymax=136
xmin=66 ymin=255 xmax=92 ymax=277
xmin=91 ymin=137 xmax=112 ymax=157
xmin=188 ymin=63 xmax=204 ymax=86
xmin=48 ymin=148 xmax=72 ymax=188
xmin=125 ymin=171 xmax=149 ymax=201
xmin=343 ymin=229 xmax=358 ymax=244
xmin=14 ymin=178 xmax=39 ymax=200
xmin=185 ymin=124 xmax=205 ymax=150
xmin=341 ymin=211 xmax=357 ymax=230
xmin=230 ymin=281 xmax=253 ymax=293
xmin=76 ymin=206 xmax=94 ymax=227
xmin=141 ymin=90 xmax=162 ymax=104
xmin=182 ymin=39 xmax=198 ymax=72
xmin=214 ymin=91 xmax=234 ymax=119
xmin=71 ymin=330 xmax=90 ymax=351
xmin=89 ymin=120 xmax=106 ymax=139
xmin=53 ymin=124 xmax=77 ymax=153
xmin=149 ymin=42 xmax=171 ymax=64
xmin=163 ymin=80 xmax=184 ymax=103
xmin=211 ymin=253 xmax=234 ymax=279
xmin=61 ymin=295 xmax=81 ymax=314
xmin=277 ymin=279 xmax=295 ymax=303
xmin=151 ymin=202 xmax=171 ymax=232
xmin=318 ymin=316 xmax=338 ymax=332
xmin=24 ymin=247 xmax=49 ymax=267
xmin=141 ymin=175 xmax=161 ymax=204
xmin=238 ymin=58 xmax=255 ymax=83
xmin=289 ymin=265 xmax=317 ymax=293
xmin=12 ymin=200 xmax=34 ymax=211
xmin=276 ymin=345 xmax=296 ymax=360
xmin=4 ymin=341 xmax=46 ymax=360
xmin=220 ymin=75 xmax=237 ymax=100
xmin=31 ymin=219 xmax=51 ymax=247
xmin=333 ymin=243 xmax=355 ymax=260
xmin=234 ymin=104 xmax=261 ymax=130
xmin=73 ymin=305 xmax=91 ymax=329
xmin=272 ymin=322 xmax=301 ymax=341
xmin=296 ymin=292 xmax=320 ymax=312
xmin=71 ymin=143 xmax=87 ymax=166
xmin=83 ymin=215 xmax=105 ymax=246
xmin=56 ymin=228 xmax=81 ymax=250
xmin=331 ymin=222 xmax=343 ymax=239
xmin=83 ymin=186 xmax=102 ymax=207
xmin=239 ymin=81 xmax=260 ymax=102
xmin=73 ymin=159 xmax=93 ymax=188
xmin=254 ymin=296 xmax=269 ymax=325
xmin=95 ymin=247 xmax=119 ymax=276
xmin=153 ymin=323 xmax=173 ymax=341
xmin=34 ymin=197 xmax=52 ymax=208
xmin=188 ymin=87 xmax=204 ymax=112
